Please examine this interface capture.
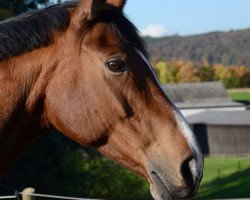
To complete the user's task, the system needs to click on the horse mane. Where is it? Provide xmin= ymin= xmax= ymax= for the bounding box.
xmin=0 ymin=1 xmax=147 ymax=61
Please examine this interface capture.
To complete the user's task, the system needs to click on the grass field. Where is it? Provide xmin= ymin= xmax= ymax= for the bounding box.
xmin=195 ymin=156 xmax=250 ymax=199
xmin=227 ymin=88 xmax=250 ymax=101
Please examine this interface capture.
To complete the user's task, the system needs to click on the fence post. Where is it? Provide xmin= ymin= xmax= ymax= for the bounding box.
xmin=21 ymin=188 xmax=35 ymax=200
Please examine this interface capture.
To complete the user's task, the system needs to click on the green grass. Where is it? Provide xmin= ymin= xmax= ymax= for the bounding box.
xmin=228 ymin=92 xmax=250 ymax=101
xmin=195 ymin=157 xmax=250 ymax=199
xmin=227 ymin=89 xmax=250 ymax=101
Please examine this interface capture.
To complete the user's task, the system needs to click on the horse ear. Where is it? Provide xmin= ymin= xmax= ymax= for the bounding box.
xmin=71 ymin=0 xmax=126 ymax=29
xmin=106 ymin=0 xmax=127 ymax=10
xmin=71 ymin=0 xmax=106 ymax=28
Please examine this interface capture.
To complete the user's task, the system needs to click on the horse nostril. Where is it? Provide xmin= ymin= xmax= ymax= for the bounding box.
xmin=151 ymin=170 xmax=157 ymax=176
xmin=180 ymin=155 xmax=196 ymax=186
xmin=151 ymin=171 xmax=158 ymax=177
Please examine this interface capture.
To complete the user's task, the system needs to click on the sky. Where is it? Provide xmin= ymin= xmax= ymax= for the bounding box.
xmin=124 ymin=0 xmax=250 ymax=37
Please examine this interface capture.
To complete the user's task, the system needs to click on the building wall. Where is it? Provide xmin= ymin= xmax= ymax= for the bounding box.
xmin=192 ymin=124 xmax=250 ymax=155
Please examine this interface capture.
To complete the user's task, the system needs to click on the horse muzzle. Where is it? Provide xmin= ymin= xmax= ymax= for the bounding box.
xmin=148 ymin=156 xmax=203 ymax=200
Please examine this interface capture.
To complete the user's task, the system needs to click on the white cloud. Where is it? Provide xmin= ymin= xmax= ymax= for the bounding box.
xmin=140 ymin=24 xmax=167 ymax=37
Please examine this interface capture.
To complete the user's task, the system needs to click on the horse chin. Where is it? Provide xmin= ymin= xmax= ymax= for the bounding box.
xmin=149 ymin=172 xmax=194 ymax=200
xmin=150 ymin=182 xmax=174 ymax=200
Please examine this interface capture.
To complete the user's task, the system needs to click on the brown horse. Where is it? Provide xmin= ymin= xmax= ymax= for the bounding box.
xmin=0 ymin=0 xmax=203 ymax=199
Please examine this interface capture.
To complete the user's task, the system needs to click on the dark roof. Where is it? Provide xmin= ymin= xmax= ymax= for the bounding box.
xmin=187 ymin=111 xmax=250 ymax=126
xmin=163 ymin=81 xmax=243 ymax=108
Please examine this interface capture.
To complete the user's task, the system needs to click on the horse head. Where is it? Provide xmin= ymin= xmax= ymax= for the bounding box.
xmin=27 ymin=0 xmax=203 ymax=199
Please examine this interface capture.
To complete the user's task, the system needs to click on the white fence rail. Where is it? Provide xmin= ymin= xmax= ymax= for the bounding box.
xmin=0 ymin=188 xmax=103 ymax=200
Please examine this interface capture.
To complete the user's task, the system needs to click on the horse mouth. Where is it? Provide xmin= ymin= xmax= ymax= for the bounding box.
xmin=150 ymin=171 xmax=175 ymax=200
xmin=150 ymin=171 xmax=196 ymax=200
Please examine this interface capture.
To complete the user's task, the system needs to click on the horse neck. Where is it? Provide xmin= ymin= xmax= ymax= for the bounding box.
xmin=0 ymin=46 xmax=56 ymax=176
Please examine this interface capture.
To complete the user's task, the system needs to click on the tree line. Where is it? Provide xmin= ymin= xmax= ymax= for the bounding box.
xmin=145 ymin=28 xmax=250 ymax=68
xmin=155 ymin=60 xmax=250 ymax=88
xmin=0 ymin=0 xmax=61 ymax=20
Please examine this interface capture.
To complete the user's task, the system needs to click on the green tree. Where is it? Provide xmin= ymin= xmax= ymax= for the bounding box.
xmin=155 ymin=61 xmax=170 ymax=84
xmin=199 ymin=66 xmax=216 ymax=82
xmin=62 ymin=153 xmax=149 ymax=200
xmin=0 ymin=132 xmax=150 ymax=200
xmin=0 ymin=0 xmax=51 ymax=20
xmin=214 ymin=65 xmax=241 ymax=88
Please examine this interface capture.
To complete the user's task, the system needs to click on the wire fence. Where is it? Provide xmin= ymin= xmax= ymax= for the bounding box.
xmin=0 ymin=189 xmax=103 ymax=200
xmin=0 ymin=196 xmax=16 ymax=199
xmin=19 ymin=192 xmax=103 ymax=200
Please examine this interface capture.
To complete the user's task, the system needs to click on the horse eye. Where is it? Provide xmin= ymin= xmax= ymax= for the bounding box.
xmin=106 ymin=59 xmax=127 ymax=73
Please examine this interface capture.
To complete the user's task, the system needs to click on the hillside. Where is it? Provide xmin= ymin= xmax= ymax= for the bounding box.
xmin=145 ymin=28 xmax=250 ymax=68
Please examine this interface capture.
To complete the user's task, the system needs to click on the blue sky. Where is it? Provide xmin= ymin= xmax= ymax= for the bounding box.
xmin=124 ymin=0 xmax=250 ymax=37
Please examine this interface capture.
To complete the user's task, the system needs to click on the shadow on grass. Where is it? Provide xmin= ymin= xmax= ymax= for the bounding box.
xmin=196 ymin=167 xmax=250 ymax=199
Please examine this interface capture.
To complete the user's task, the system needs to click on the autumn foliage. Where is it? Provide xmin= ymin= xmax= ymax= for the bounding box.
xmin=155 ymin=61 xmax=250 ymax=88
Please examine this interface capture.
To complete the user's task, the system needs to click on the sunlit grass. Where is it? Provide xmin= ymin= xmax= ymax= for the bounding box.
xmin=195 ymin=156 xmax=250 ymax=199
xmin=228 ymin=89 xmax=250 ymax=101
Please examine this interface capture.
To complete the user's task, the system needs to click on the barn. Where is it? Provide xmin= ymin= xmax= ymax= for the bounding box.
xmin=163 ymin=81 xmax=250 ymax=155
xmin=187 ymin=111 xmax=250 ymax=155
